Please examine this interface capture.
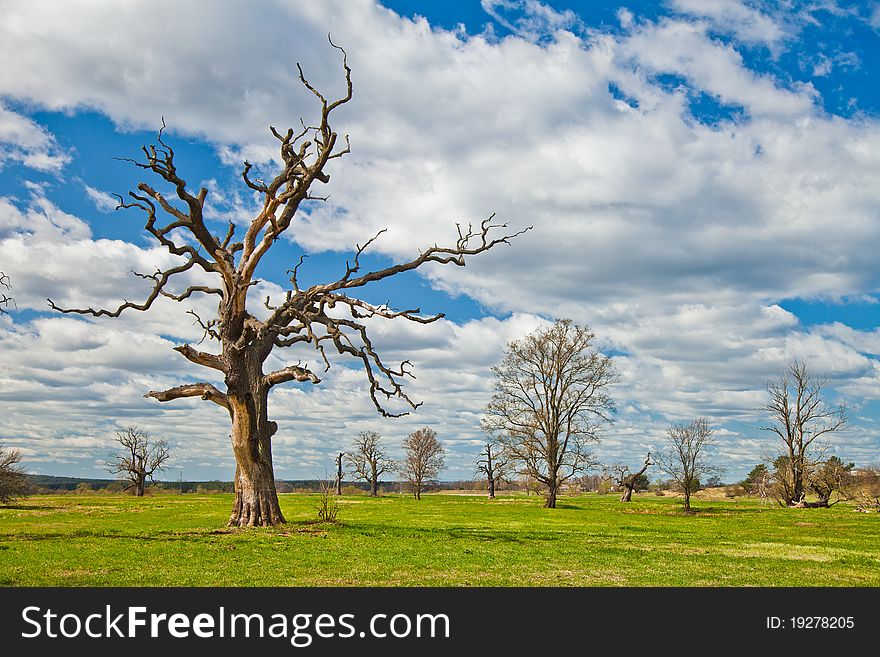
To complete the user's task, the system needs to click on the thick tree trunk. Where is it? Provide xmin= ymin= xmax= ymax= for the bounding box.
xmin=369 ymin=477 xmax=378 ymax=497
xmin=789 ymin=459 xmax=804 ymax=506
xmin=226 ymin=380 xmax=285 ymax=527
xmin=545 ymin=482 xmax=558 ymax=508
xmin=488 ymin=478 xmax=495 ymax=499
xmin=620 ymin=486 xmax=634 ymax=502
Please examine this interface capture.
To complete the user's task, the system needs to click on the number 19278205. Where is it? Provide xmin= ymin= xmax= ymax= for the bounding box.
xmin=766 ymin=616 xmax=854 ymax=629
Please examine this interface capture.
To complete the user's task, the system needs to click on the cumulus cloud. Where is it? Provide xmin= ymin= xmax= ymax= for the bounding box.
xmin=480 ymin=0 xmax=585 ymax=41
xmin=0 ymin=0 xmax=879 ymax=479
xmin=669 ymin=0 xmax=787 ymax=49
xmin=83 ymin=185 xmax=119 ymax=213
xmin=0 ymin=104 xmax=70 ymax=172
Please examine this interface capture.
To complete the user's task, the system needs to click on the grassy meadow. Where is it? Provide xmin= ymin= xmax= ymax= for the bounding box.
xmin=1 ymin=492 xmax=878 ymax=586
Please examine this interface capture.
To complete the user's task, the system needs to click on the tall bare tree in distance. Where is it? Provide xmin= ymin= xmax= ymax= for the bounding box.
xmin=347 ymin=431 xmax=394 ymax=497
xmin=400 ymin=427 xmax=445 ymax=500
xmin=46 ymin=43 xmax=529 ymax=526
xmin=609 ymin=452 xmax=652 ymax=502
xmin=482 ymin=320 xmax=616 ymax=508
xmin=106 ymin=426 xmax=170 ymax=497
xmin=476 ymin=442 xmax=509 ymax=499
xmin=762 ymin=360 xmax=847 ymax=507
xmin=334 ymin=452 xmax=345 ymax=496
xmin=655 ymin=418 xmax=721 ymax=513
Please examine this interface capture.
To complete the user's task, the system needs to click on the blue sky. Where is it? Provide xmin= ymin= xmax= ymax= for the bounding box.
xmin=1 ymin=0 xmax=879 ymax=483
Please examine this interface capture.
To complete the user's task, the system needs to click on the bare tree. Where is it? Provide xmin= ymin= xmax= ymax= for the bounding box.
xmin=762 ymin=360 xmax=847 ymax=507
xmin=609 ymin=452 xmax=652 ymax=502
xmin=347 ymin=431 xmax=394 ymax=497
xmin=0 ymin=272 xmax=14 ymax=315
xmin=0 ymin=443 xmax=29 ymax=504
xmin=476 ymin=442 xmax=509 ymax=499
xmin=106 ymin=426 xmax=170 ymax=497
xmin=400 ymin=427 xmax=445 ymax=500
xmin=804 ymin=456 xmax=854 ymax=507
xmin=46 ymin=44 xmax=528 ymax=526
xmin=334 ymin=452 xmax=345 ymax=495
xmin=481 ymin=320 xmax=616 ymax=508
xmin=655 ymin=418 xmax=722 ymax=513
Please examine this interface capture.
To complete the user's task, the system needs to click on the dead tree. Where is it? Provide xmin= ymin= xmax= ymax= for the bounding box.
xmin=0 ymin=272 xmax=14 ymax=315
xmin=482 ymin=320 xmax=615 ymax=508
xmin=46 ymin=43 xmax=529 ymax=526
xmin=106 ymin=426 xmax=170 ymax=497
xmin=799 ymin=456 xmax=854 ymax=507
xmin=334 ymin=452 xmax=345 ymax=495
xmin=655 ymin=418 xmax=722 ymax=513
xmin=347 ymin=431 xmax=394 ymax=497
xmin=0 ymin=443 xmax=29 ymax=504
xmin=762 ymin=360 xmax=847 ymax=507
xmin=610 ymin=452 xmax=652 ymax=502
xmin=476 ymin=442 xmax=509 ymax=499
xmin=400 ymin=427 xmax=445 ymax=500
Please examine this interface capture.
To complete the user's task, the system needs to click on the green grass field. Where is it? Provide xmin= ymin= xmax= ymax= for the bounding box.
xmin=1 ymin=492 xmax=877 ymax=586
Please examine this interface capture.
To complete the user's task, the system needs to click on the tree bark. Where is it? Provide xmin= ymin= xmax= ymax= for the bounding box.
xmin=619 ymin=487 xmax=633 ymax=502
xmin=488 ymin=478 xmax=495 ymax=499
xmin=370 ymin=477 xmax=378 ymax=497
xmin=683 ymin=489 xmax=691 ymax=513
xmin=545 ymin=481 xmax=558 ymax=508
xmin=226 ymin=377 xmax=285 ymax=527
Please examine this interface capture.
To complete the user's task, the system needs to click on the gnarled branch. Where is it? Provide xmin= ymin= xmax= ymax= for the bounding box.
xmin=265 ymin=364 xmax=321 ymax=387
xmin=145 ymin=383 xmax=230 ymax=411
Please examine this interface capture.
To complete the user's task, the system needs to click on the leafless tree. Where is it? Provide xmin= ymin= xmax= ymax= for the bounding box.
xmin=476 ymin=442 xmax=509 ymax=499
xmin=609 ymin=452 xmax=652 ymax=502
xmin=46 ymin=43 xmax=529 ymax=526
xmin=400 ymin=427 xmax=445 ymax=500
xmin=0 ymin=272 xmax=15 ymax=315
xmin=803 ymin=456 xmax=854 ymax=507
xmin=761 ymin=360 xmax=847 ymax=507
xmin=106 ymin=426 xmax=170 ymax=497
xmin=347 ymin=431 xmax=394 ymax=497
xmin=655 ymin=418 xmax=722 ymax=513
xmin=481 ymin=320 xmax=616 ymax=508
xmin=0 ymin=443 xmax=29 ymax=504
xmin=334 ymin=452 xmax=345 ymax=495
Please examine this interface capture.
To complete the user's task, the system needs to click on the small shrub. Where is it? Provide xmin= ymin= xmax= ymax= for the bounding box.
xmin=315 ymin=480 xmax=340 ymax=523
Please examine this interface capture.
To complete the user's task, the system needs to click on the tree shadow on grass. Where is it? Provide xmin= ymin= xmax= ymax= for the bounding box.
xmin=0 ymin=504 xmax=60 ymax=511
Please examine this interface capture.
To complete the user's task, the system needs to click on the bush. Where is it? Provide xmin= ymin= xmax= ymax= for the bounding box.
xmin=0 ymin=444 xmax=29 ymax=504
xmin=315 ymin=481 xmax=340 ymax=523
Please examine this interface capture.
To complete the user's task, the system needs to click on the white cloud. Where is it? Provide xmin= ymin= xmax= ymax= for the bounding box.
xmin=0 ymin=104 xmax=70 ymax=172
xmin=83 ymin=185 xmax=119 ymax=213
xmin=480 ymin=0 xmax=584 ymax=40
xmin=669 ymin=0 xmax=786 ymax=50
